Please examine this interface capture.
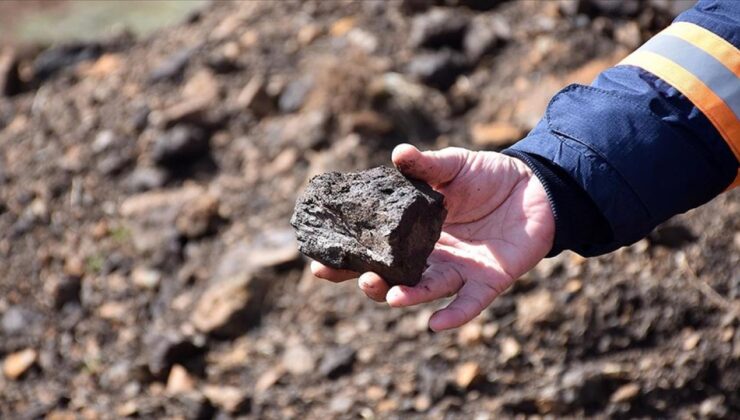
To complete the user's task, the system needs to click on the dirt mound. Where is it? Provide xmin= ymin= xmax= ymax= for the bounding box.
xmin=0 ymin=1 xmax=737 ymax=418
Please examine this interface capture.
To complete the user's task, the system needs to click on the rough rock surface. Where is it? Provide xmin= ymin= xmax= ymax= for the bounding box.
xmin=291 ymin=166 xmax=446 ymax=286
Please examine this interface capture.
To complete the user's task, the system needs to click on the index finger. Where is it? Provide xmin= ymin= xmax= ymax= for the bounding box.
xmin=310 ymin=261 xmax=359 ymax=282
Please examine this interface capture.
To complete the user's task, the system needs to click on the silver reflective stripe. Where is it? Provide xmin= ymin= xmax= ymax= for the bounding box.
xmin=639 ymin=34 xmax=740 ymax=120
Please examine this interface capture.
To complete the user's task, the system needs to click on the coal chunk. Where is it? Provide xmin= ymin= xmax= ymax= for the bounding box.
xmin=290 ymin=166 xmax=446 ymax=286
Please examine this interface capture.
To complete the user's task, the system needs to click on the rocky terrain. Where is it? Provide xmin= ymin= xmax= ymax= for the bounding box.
xmin=0 ymin=0 xmax=737 ymax=419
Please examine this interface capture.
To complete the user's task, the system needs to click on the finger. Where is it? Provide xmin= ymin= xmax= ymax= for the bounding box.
xmin=428 ymin=279 xmax=504 ymax=331
xmin=392 ymin=144 xmax=470 ymax=187
xmin=385 ymin=264 xmax=464 ymax=307
xmin=358 ymin=272 xmax=390 ymax=302
xmin=310 ymin=261 xmax=358 ymax=282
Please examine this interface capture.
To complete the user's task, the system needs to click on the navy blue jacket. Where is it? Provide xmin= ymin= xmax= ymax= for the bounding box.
xmin=505 ymin=0 xmax=740 ymax=256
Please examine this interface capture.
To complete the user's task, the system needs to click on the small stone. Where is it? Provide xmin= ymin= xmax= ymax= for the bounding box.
xmin=182 ymin=69 xmax=220 ymax=105
xmin=191 ymin=273 xmax=269 ymax=337
xmin=115 ymin=401 xmax=139 ymax=417
xmin=464 ymin=15 xmax=509 ymax=62
xmin=266 ymin=110 xmax=331 ymax=151
xmin=413 ymin=394 xmax=432 ymax=412
xmin=319 ymin=347 xmax=356 ymax=379
xmin=377 ymin=398 xmax=399 ymax=413
xmin=33 ymin=42 xmax=102 ymax=81
xmin=329 ymin=17 xmax=356 ymax=37
xmin=79 ymin=53 xmax=123 ymax=78
xmin=329 ymin=394 xmax=354 ymax=413
xmin=291 ymin=166 xmax=446 ymax=286
xmin=455 ymin=361 xmax=482 ymax=389
xmin=124 ymin=167 xmax=168 ymax=192
xmin=145 ymin=330 xmax=204 ymax=379
xmin=407 ymin=49 xmax=468 ymax=91
xmin=298 ymin=24 xmax=322 ymax=45
xmin=151 ymin=125 xmax=210 ymax=168
xmin=153 ymin=98 xmax=210 ymax=128
xmin=457 ymin=321 xmax=483 ymax=345
xmin=2 ymin=306 xmax=41 ymax=335
xmin=131 ymin=267 xmax=161 ymax=290
xmin=92 ymin=130 xmax=117 ymax=153
xmin=279 ymin=76 xmax=313 ymax=113
xmin=409 ymin=8 xmax=469 ymax=50
xmin=343 ymin=111 xmax=394 ymax=136
xmin=149 ymin=49 xmax=192 ymax=84
xmin=255 ymin=366 xmax=285 ymax=393
xmin=99 ymin=162 xmax=129 ymax=185
xmin=366 ymin=385 xmax=386 ymax=401
xmin=683 ymin=331 xmax=701 ymax=351
xmin=175 ymin=193 xmax=220 ymax=239
xmin=202 ymin=385 xmax=251 ymax=413
xmin=610 ymin=382 xmax=640 ymax=403
xmin=699 ymin=395 xmax=728 ymax=419
xmin=499 ymin=337 xmax=521 ymax=363
xmin=516 ymin=289 xmax=556 ymax=331
xmin=614 ymin=21 xmax=642 ymax=48
xmin=63 ymin=256 xmax=85 ymax=278
xmin=215 ymin=229 xmax=300 ymax=280
xmin=470 ymin=122 xmax=523 ymax=148
xmin=98 ymin=301 xmax=128 ymax=321
xmin=238 ymin=74 xmax=275 ymax=118
xmin=166 ymin=364 xmax=195 ymax=394
xmin=3 ymin=348 xmax=37 ymax=379
xmin=282 ymin=343 xmax=316 ymax=376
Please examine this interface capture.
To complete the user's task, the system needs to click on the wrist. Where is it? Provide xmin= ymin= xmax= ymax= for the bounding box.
xmin=502 ymin=149 xmax=612 ymax=257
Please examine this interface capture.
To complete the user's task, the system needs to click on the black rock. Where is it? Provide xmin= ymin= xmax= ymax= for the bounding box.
xmin=151 ymin=124 xmax=209 ymax=168
xmin=407 ymin=49 xmax=469 ymax=90
xmin=409 ymin=8 xmax=469 ymax=50
xmin=319 ymin=347 xmax=356 ymax=379
xmin=145 ymin=330 xmax=205 ymax=379
xmin=33 ymin=42 xmax=103 ymax=81
xmin=290 ymin=166 xmax=446 ymax=286
xmin=53 ymin=276 xmax=82 ymax=310
xmin=148 ymin=48 xmax=193 ymax=84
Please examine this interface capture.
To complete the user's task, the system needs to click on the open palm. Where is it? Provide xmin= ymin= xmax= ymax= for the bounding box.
xmin=312 ymin=144 xmax=555 ymax=331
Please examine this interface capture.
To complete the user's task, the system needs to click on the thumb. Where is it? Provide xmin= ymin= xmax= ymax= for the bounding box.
xmin=392 ymin=144 xmax=470 ymax=187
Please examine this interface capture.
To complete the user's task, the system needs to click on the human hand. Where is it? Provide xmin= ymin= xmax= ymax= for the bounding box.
xmin=311 ymin=144 xmax=555 ymax=331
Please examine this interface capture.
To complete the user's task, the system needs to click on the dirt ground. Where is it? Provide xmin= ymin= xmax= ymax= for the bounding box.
xmin=0 ymin=1 xmax=738 ymax=419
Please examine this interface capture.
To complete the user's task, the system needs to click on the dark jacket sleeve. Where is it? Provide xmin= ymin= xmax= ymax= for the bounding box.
xmin=504 ymin=0 xmax=740 ymax=257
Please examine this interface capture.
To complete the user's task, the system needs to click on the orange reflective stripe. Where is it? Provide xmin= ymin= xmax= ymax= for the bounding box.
xmin=620 ymin=50 xmax=740 ymax=161
xmin=661 ymin=22 xmax=740 ymax=77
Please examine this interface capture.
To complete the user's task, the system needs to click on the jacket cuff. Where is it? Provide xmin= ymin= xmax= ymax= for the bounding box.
xmin=502 ymin=149 xmax=612 ymax=257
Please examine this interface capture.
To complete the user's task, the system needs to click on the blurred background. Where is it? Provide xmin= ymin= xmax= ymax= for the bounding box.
xmin=0 ymin=0 xmax=738 ymax=419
